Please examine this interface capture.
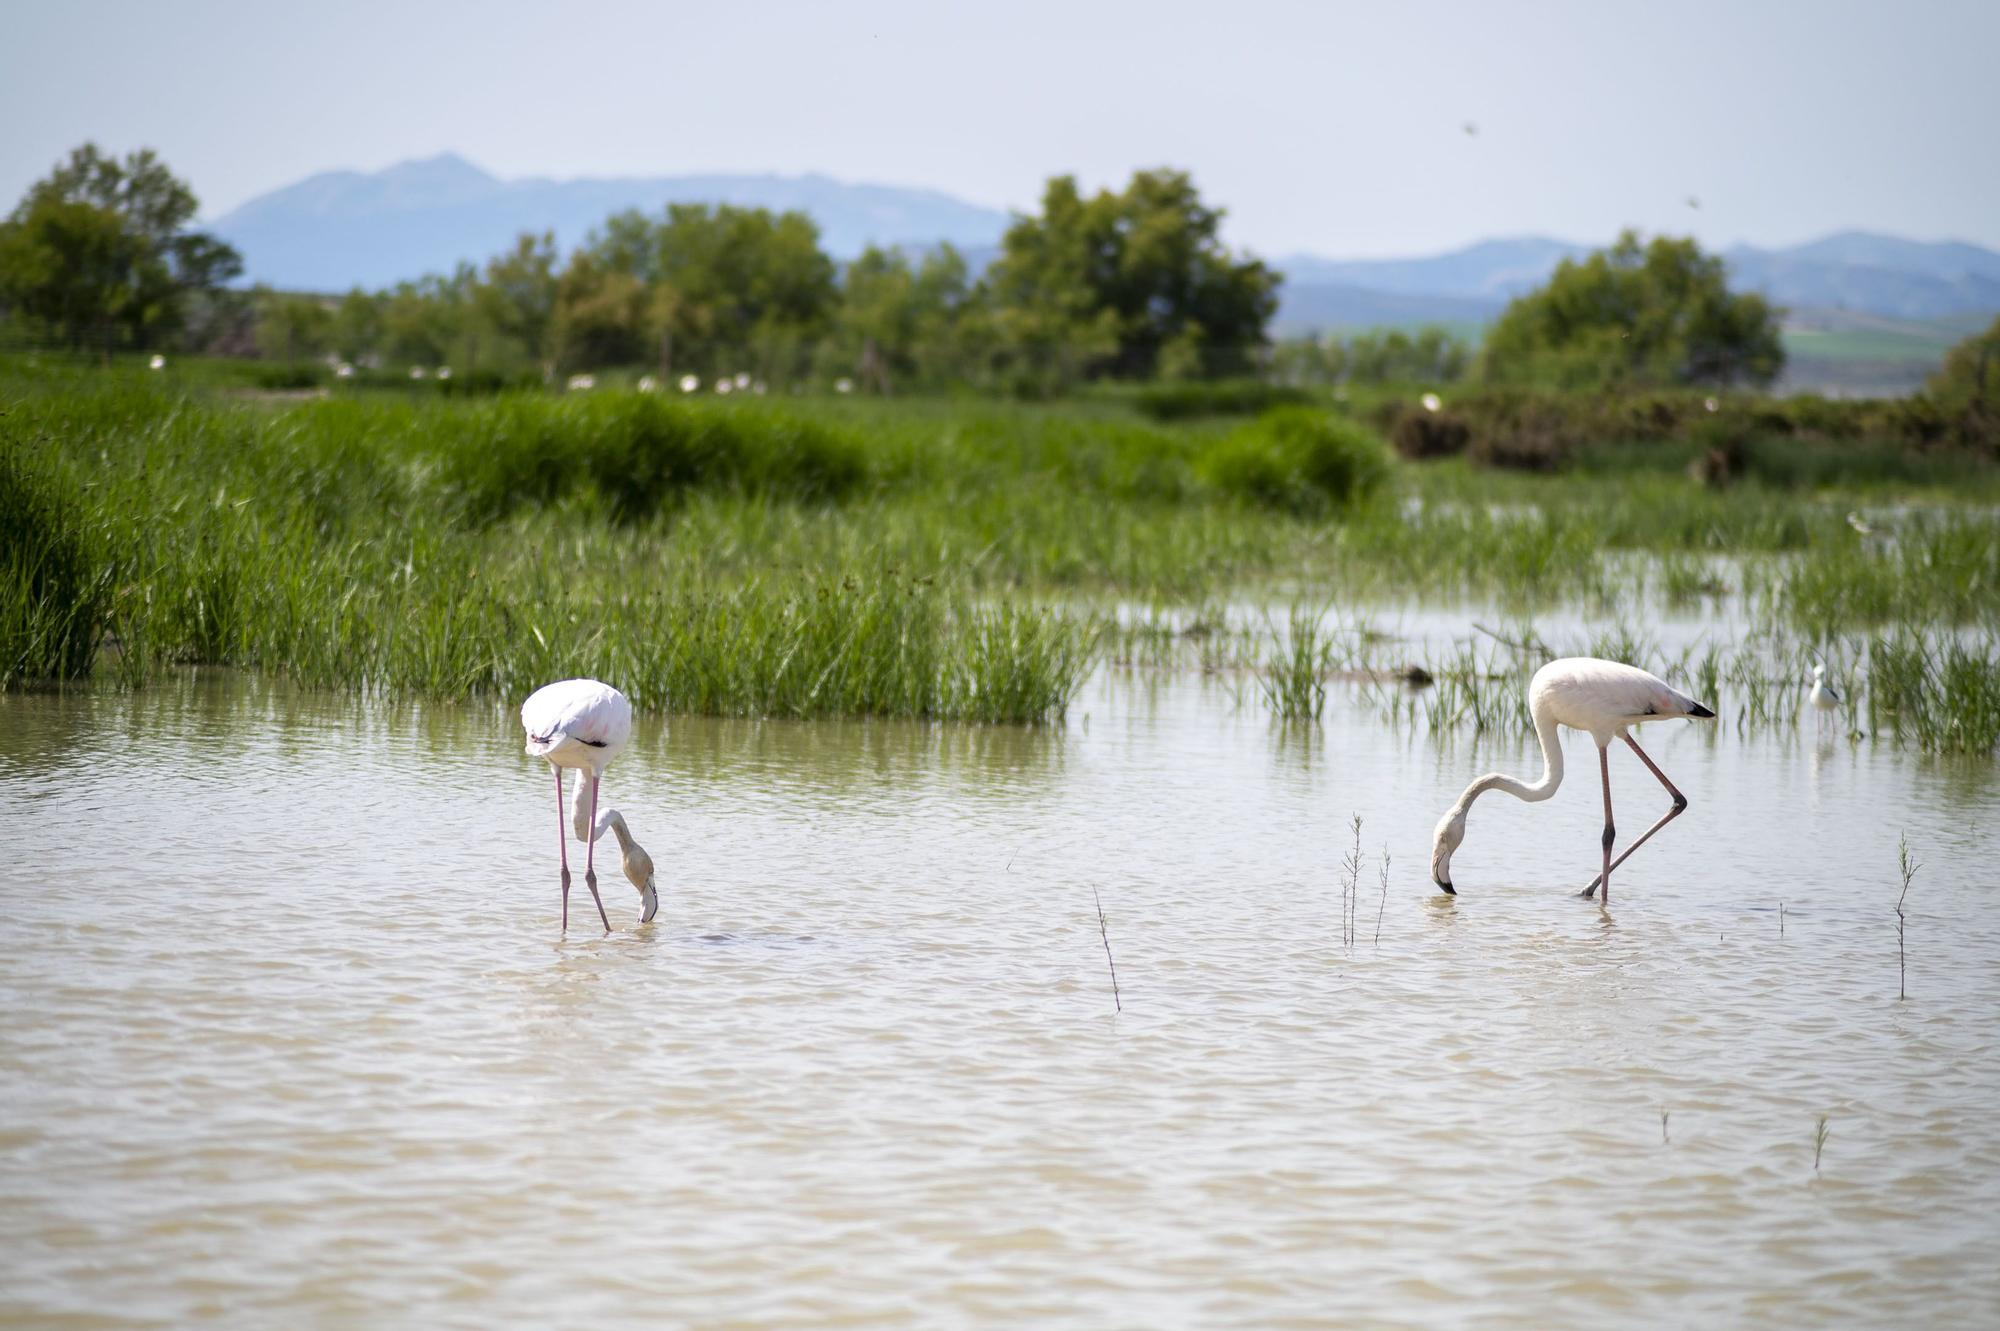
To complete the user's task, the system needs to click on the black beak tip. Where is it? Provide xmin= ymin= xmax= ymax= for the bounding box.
xmin=1435 ymin=879 xmax=1456 ymax=895
xmin=1688 ymin=702 xmax=1716 ymax=719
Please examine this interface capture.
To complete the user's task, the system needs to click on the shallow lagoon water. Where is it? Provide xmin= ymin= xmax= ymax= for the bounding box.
xmin=2 ymin=669 xmax=1997 ymax=1328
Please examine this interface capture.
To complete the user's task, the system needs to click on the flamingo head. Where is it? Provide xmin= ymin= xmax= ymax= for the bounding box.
xmin=1430 ymin=806 xmax=1466 ymax=895
xmin=621 ymin=839 xmax=659 ymax=924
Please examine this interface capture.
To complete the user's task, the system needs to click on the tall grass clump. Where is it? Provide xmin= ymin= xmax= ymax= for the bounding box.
xmin=1867 ymin=631 xmax=2000 ymax=753
xmin=437 ymin=394 xmax=868 ymax=523
xmin=1131 ymin=379 xmax=1314 ymax=422
xmin=0 ymin=441 xmax=111 ymax=686
xmin=1257 ymin=604 xmax=1336 ymax=720
xmin=1201 ymin=408 xmax=1390 ymax=514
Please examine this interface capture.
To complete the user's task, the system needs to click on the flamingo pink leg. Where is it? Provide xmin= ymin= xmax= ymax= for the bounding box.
xmin=553 ymin=764 xmax=571 ymax=932
xmin=1581 ymin=734 xmax=1689 ymax=899
xmin=582 ymin=772 xmax=611 ymax=933
xmin=1597 ymin=744 xmax=1615 ymax=905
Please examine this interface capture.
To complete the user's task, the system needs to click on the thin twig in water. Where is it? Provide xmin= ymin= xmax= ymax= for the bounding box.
xmin=1779 ymin=900 xmax=1786 ymax=937
xmin=1374 ymin=847 xmax=1391 ymax=947
xmin=1896 ymin=834 xmax=1920 ymax=1001
xmin=1813 ymin=1115 xmax=1830 ymax=1174
xmin=1661 ymin=1109 xmax=1670 ymax=1145
xmin=1339 ymin=814 xmax=1364 ymax=948
xmin=1092 ymin=886 xmax=1121 ymax=1013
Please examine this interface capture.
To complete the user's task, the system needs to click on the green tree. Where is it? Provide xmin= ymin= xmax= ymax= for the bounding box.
xmin=1921 ymin=314 xmax=2000 ymax=452
xmin=382 ymin=267 xmax=477 ymax=369
xmin=0 ymin=144 xmax=241 ymax=353
xmin=1481 ymin=231 xmax=1782 ymax=389
xmin=554 ymin=248 xmax=650 ymax=370
xmin=330 ymin=288 xmax=384 ymax=363
xmin=253 ymin=287 xmax=335 ymax=362
xmin=985 ymin=170 xmax=1279 ymax=388
xmin=648 ymin=204 xmax=837 ymax=381
xmin=822 ymin=244 xmax=982 ymax=392
xmin=476 ymin=232 xmax=560 ymax=377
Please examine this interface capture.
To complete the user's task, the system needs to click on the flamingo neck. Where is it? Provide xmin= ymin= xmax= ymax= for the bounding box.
xmin=569 ymin=772 xmax=635 ymax=849
xmin=1456 ymin=702 xmax=1565 ymax=813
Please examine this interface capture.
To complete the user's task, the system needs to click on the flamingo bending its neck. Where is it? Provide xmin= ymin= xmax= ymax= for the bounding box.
xmin=520 ymin=678 xmax=659 ymax=933
xmin=1430 ymin=657 xmax=1715 ymax=903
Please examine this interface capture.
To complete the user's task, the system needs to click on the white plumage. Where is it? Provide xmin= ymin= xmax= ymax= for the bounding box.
xmin=521 ymin=679 xmax=658 ymax=931
xmin=1807 ymin=663 xmax=1841 ymax=731
xmin=1430 ymin=657 xmax=1715 ymax=903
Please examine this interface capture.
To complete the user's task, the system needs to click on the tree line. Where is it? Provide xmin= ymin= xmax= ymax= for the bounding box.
xmin=2 ymin=142 xmax=1840 ymax=396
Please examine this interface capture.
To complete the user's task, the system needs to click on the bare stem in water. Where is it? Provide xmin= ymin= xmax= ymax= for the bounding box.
xmin=1813 ymin=1115 xmax=1831 ymax=1173
xmin=1660 ymin=1109 xmax=1670 ymax=1145
xmin=1896 ymin=834 xmax=1920 ymax=1001
xmin=1092 ymin=886 xmax=1121 ymax=1014
xmin=1339 ymin=814 xmax=1364 ymax=948
xmin=1374 ymin=847 xmax=1391 ymax=947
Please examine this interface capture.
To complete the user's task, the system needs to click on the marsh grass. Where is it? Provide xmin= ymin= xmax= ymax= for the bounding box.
xmin=6 ymin=366 xmax=1999 ymax=744
xmin=1257 ymin=605 xmax=1338 ymax=720
xmin=0 ymin=443 xmax=112 ymax=685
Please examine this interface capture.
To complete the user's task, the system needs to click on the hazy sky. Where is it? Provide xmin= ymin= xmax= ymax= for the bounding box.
xmin=4 ymin=0 xmax=1995 ymax=258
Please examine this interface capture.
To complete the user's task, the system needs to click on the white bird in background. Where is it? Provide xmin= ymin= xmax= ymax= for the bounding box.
xmin=521 ymin=678 xmax=659 ymax=932
xmin=1808 ymin=663 xmax=1842 ymax=730
xmin=1430 ymin=658 xmax=1716 ymax=904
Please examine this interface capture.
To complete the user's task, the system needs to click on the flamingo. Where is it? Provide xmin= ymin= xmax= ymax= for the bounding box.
xmin=520 ymin=679 xmax=659 ymax=932
xmin=1429 ymin=658 xmax=1715 ymax=903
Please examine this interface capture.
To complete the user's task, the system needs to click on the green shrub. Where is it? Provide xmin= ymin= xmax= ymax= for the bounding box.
xmin=1201 ymin=407 xmax=1390 ymax=513
xmin=253 ymin=363 xmax=327 ymax=390
xmin=1133 ymin=379 xmax=1314 ymax=421
xmin=439 ymin=394 xmax=868 ymax=523
xmin=1391 ymin=410 xmax=1471 ymax=459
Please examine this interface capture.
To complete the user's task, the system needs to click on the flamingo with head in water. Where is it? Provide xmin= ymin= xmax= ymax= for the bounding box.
xmin=521 ymin=678 xmax=659 ymax=932
xmin=1430 ymin=657 xmax=1715 ymax=903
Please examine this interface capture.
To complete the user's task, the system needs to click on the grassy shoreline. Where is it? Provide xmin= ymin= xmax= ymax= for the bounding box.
xmin=4 ymin=363 xmax=1996 ymax=744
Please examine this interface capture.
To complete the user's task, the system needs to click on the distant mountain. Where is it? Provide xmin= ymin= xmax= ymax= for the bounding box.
xmin=213 ymin=155 xmax=2000 ymax=339
xmin=212 ymin=153 xmax=1015 ymax=291
xmin=1278 ymin=237 xmax=1588 ymax=302
xmin=1272 ymin=232 xmax=2000 ymax=333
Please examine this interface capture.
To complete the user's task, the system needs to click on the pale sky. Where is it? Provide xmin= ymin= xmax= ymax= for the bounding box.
xmin=3 ymin=0 xmax=1995 ymax=259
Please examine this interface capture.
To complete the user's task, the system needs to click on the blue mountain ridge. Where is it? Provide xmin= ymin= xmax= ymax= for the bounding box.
xmin=210 ymin=153 xmax=2000 ymax=330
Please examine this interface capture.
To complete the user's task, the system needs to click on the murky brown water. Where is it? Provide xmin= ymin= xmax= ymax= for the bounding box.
xmin=3 ymin=669 xmax=1997 ymax=1328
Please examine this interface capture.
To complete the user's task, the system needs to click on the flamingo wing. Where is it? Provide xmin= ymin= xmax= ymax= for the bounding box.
xmin=521 ymin=679 xmax=633 ymax=755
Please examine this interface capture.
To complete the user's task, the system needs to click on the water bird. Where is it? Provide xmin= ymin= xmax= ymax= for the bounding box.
xmin=1808 ymin=663 xmax=1841 ymax=727
xmin=1430 ymin=658 xmax=1715 ymax=903
xmin=521 ymin=679 xmax=659 ymax=932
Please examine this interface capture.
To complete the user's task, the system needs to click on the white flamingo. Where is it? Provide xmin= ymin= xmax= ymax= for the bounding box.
xmin=1430 ymin=658 xmax=1716 ymax=903
xmin=520 ymin=679 xmax=659 ymax=932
